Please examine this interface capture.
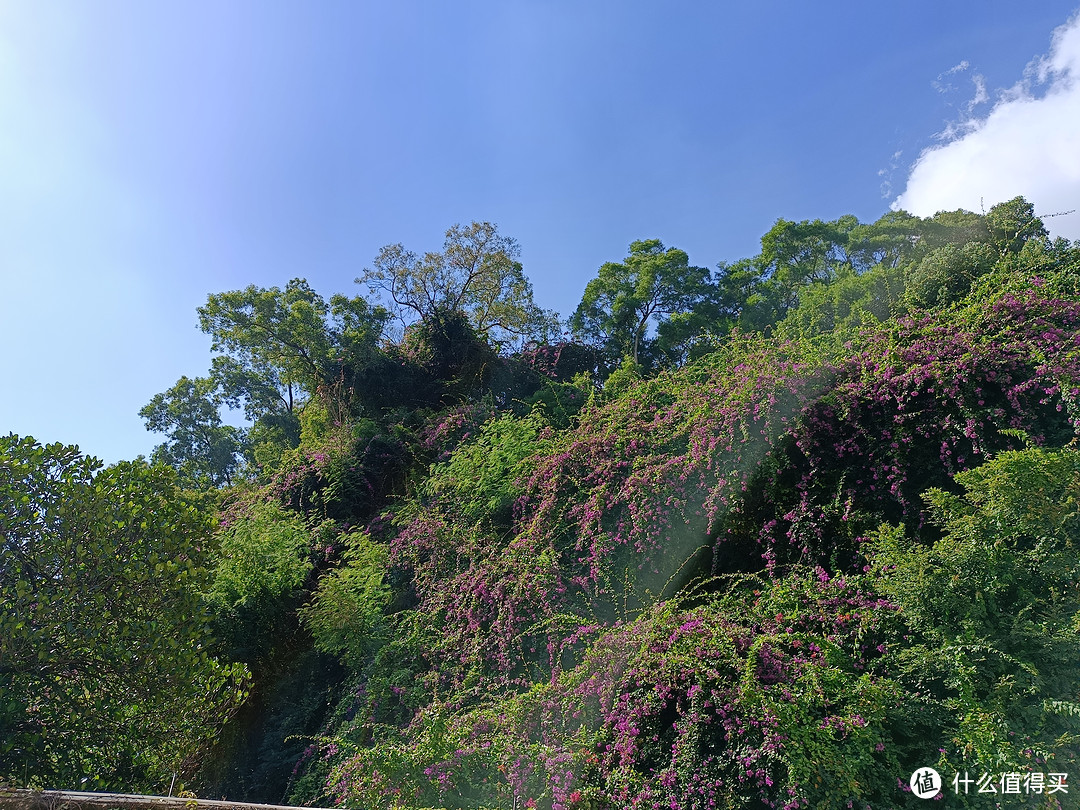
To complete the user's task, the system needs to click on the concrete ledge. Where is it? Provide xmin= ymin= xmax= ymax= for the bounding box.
xmin=0 ymin=790 xmax=335 ymax=810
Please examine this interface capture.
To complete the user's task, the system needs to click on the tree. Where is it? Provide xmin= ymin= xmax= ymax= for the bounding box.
xmin=139 ymin=375 xmax=247 ymax=488
xmin=715 ymin=256 xmax=772 ymax=332
xmin=0 ymin=435 xmax=247 ymax=789
xmin=905 ymin=241 xmax=998 ymax=309
xmin=399 ymin=307 xmax=499 ymax=402
xmin=926 ymin=207 xmax=988 ymax=239
xmin=869 ymin=446 xmax=1080 ymax=772
xmin=715 ymin=211 xmax=988 ymax=335
xmin=844 ymin=210 xmax=925 ymax=271
xmin=570 ymin=239 xmax=717 ymax=367
xmin=359 ymin=222 xmax=557 ymax=351
xmin=778 ymin=263 xmax=906 ymax=338
xmin=754 ymin=216 xmax=861 ymax=319
xmin=199 ymin=279 xmax=387 ymax=415
xmin=192 ymin=279 xmax=387 ymax=473
xmin=985 ymin=195 xmax=1048 ymax=255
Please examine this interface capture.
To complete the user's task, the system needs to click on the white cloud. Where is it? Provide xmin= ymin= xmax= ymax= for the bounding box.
xmin=877 ymin=151 xmax=905 ymax=199
xmin=932 ymin=60 xmax=971 ymax=93
xmin=895 ymin=12 xmax=1080 ymax=240
xmin=968 ymin=74 xmax=989 ymax=110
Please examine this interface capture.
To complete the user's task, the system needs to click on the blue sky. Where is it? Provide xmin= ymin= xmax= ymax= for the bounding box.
xmin=3 ymin=1 xmax=1080 ymax=464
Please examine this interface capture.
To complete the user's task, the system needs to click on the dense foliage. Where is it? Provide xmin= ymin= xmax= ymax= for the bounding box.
xmin=9 ymin=204 xmax=1080 ymax=808
xmin=300 ymin=282 xmax=1080 ymax=809
xmin=0 ymin=437 xmax=246 ymax=789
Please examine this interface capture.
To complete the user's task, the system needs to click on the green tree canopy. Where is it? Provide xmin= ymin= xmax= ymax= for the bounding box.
xmin=869 ymin=445 xmax=1080 ymax=772
xmin=198 ymin=278 xmax=388 ymax=419
xmin=0 ymin=435 xmax=247 ymax=790
xmin=146 ymin=279 xmax=390 ymax=478
xmin=398 ymin=307 xmax=499 ymax=401
xmin=984 ymin=195 xmax=1049 ymax=255
xmin=359 ymin=221 xmax=557 ymax=351
xmin=570 ymin=238 xmax=717 ymax=367
xmin=905 ymin=241 xmax=998 ymax=309
xmin=716 ymin=208 xmax=1009 ymax=334
xmin=743 ymin=216 xmax=862 ymax=323
xmin=139 ymin=375 xmax=247 ymax=488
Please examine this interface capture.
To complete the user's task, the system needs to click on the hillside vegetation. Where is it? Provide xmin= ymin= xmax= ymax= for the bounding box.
xmin=3 ymin=199 xmax=1079 ymax=809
